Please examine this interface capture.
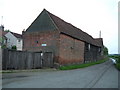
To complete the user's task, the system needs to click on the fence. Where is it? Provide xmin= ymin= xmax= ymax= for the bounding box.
xmin=2 ymin=49 xmax=53 ymax=70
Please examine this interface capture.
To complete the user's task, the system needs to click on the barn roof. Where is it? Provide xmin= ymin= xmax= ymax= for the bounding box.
xmin=26 ymin=9 xmax=103 ymax=47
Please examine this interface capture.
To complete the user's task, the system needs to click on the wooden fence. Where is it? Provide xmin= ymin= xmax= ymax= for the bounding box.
xmin=2 ymin=49 xmax=53 ymax=70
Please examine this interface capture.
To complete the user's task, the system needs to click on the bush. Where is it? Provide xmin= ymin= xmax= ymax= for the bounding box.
xmin=12 ymin=45 xmax=17 ymax=50
xmin=116 ymin=56 xmax=120 ymax=70
xmin=116 ymin=63 xmax=120 ymax=70
xmin=1 ymin=45 xmax=6 ymax=49
xmin=103 ymin=46 xmax=108 ymax=56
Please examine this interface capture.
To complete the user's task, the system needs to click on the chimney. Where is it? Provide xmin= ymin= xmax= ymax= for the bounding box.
xmin=22 ymin=29 xmax=26 ymax=35
xmin=0 ymin=25 xmax=4 ymax=31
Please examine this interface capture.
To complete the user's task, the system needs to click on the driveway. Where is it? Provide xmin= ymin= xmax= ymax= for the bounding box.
xmin=2 ymin=59 xmax=119 ymax=88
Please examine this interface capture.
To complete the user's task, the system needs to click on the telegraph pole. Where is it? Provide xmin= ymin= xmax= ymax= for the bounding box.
xmin=99 ymin=30 xmax=101 ymax=38
xmin=1 ymin=16 xmax=3 ymax=25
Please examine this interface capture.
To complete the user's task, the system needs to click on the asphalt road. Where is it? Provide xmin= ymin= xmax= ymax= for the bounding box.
xmin=2 ymin=59 xmax=119 ymax=88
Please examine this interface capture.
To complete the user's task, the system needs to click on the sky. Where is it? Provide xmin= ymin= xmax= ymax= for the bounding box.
xmin=0 ymin=0 xmax=119 ymax=54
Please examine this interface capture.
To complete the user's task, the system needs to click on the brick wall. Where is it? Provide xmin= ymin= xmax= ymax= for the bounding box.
xmin=23 ymin=31 xmax=85 ymax=66
xmin=59 ymin=34 xmax=85 ymax=65
xmin=23 ymin=30 xmax=60 ymax=63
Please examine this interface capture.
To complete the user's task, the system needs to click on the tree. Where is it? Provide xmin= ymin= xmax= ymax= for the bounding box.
xmin=103 ymin=46 xmax=108 ymax=55
xmin=4 ymin=29 xmax=10 ymax=32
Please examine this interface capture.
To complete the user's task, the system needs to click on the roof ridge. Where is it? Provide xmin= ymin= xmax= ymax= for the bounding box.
xmin=10 ymin=31 xmax=22 ymax=35
xmin=45 ymin=10 xmax=59 ymax=30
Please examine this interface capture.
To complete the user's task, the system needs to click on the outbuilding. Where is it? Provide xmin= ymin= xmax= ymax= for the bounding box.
xmin=23 ymin=9 xmax=103 ymax=66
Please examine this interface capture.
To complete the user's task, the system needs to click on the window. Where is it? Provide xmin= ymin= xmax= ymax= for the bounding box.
xmin=35 ymin=41 xmax=39 ymax=44
xmin=99 ymin=48 xmax=101 ymax=52
xmin=18 ymin=39 xmax=21 ymax=42
xmin=41 ymin=44 xmax=47 ymax=46
xmin=88 ymin=44 xmax=90 ymax=51
xmin=86 ymin=44 xmax=90 ymax=51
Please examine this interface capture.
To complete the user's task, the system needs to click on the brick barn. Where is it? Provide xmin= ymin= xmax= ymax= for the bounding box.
xmin=23 ymin=9 xmax=103 ymax=66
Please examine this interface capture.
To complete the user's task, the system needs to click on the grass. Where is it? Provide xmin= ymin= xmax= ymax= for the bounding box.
xmin=59 ymin=58 xmax=108 ymax=70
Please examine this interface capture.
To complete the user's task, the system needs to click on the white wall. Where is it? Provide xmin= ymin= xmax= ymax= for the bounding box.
xmin=16 ymin=38 xmax=23 ymax=50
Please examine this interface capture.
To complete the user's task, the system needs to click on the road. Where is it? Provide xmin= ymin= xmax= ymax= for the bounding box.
xmin=2 ymin=59 xmax=119 ymax=88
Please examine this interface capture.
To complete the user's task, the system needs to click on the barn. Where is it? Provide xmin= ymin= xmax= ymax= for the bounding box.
xmin=23 ymin=9 xmax=103 ymax=67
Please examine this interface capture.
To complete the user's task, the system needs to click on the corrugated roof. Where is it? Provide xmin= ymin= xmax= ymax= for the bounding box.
xmin=26 ymin=9 xmax=103 ymax=47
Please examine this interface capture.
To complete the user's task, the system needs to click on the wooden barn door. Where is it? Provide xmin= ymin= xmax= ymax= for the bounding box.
xmin=34 ymin=52 xmax=42 ymax=69
xmin=42 ymin=52 xmax=53 ymax=68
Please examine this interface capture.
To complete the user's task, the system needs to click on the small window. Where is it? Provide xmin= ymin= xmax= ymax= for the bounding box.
xmin=35 ymin=41 xmax=39 ymax=44
xmin=41 ymin=44 xmax=47 ymax=46
xmin=18 ymin=39 xmax=21 ymax=42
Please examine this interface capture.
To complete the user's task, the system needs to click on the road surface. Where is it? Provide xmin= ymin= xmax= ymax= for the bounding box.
xmin=2 ymin=59 xmax=119 ymax=88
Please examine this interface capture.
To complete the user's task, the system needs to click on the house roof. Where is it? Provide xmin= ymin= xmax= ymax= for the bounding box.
xmin=26 ymin=9 xmax=103 ymax=47
xmin=10 ymin=32 xmax=22 ymax=39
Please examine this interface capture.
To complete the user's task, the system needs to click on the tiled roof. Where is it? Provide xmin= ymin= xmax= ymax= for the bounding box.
xmin=11 ymin=32 xmax=22 ymax=39
xmin=47 ymin=9 xmax=103 ymax=47
xmin=26 ymin=9 xmax=103 ymax=47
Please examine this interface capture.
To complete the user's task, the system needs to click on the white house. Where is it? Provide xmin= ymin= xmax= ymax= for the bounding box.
xmin=5 ymin=32 xmax=23 ymax=50
xmin=0 ymin=25 xmax=7 ymax=48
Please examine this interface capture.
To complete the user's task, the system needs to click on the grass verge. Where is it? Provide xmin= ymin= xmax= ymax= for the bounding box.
xmin=59 ymin=58 xmax=108 ymax=70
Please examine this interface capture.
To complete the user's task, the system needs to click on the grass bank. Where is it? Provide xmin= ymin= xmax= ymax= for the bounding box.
xmin=59 ymin=58 xmax=108 ymax=70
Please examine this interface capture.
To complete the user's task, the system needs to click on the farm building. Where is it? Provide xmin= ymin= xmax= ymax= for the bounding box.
xmin=23 ymin=9 xmax=103 ymax=67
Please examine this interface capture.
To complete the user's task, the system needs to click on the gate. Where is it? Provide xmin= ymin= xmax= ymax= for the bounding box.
xmin=42 ymin=52 xmax=53 ymax=68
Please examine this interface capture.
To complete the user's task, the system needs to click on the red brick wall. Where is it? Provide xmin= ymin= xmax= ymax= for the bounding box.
xmin=23 ymin=31 xmax=60 ymax=61
xmin=59 ymin=34 xmax=84 ymax=65
xmin=23 ymin=31 xmax=85 ymax=66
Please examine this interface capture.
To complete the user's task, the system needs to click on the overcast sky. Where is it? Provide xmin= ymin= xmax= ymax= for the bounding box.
xmin=0 ymin=0 xmax=119 ymax=54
